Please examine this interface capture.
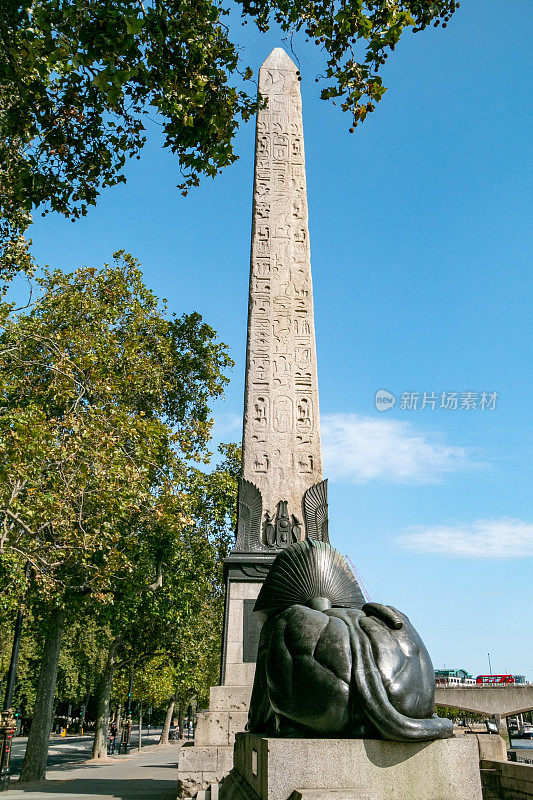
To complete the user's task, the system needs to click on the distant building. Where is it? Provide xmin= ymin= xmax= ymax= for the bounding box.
xmin=435 ymin=668 xmax=476 ymax=686
xmin=435 ymin=669 xmax=529 ymax=687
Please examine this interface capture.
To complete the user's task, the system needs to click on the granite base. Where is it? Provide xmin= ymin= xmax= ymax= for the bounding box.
xmin=219 ymin=733 xmax=483 ymax=800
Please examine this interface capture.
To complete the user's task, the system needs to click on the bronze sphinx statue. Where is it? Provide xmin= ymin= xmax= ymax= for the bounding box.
xmin=247 ymin=539 xmax=453 ymax=741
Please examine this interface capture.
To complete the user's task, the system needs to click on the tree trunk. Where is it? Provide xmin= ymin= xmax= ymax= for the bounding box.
xmin=178 ymin=706 xmax=183 ymax=739
xmin=159 ymin=697 xmax=175 ymax=745
xmin=19 ymin=611 xmax=66 ymax=783
xmin=116 ymin=704 xmax=122 ymax=737
xmin=138 ymin=703 xmax=143 ymax=751
xmin=91 ymin=639 xmax=120 ymax=760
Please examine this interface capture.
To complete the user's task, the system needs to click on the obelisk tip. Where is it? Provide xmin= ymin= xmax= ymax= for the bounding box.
xmin=260 ymin=47 xmax=298 ymax=72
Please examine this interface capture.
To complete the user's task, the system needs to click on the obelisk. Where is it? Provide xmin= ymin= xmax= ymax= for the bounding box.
xmin=220 ymin=48 xmax=328 ymax=686
xmin=243 ymin=47 xmax=323 ymax=522
xmin=177 ymin=49 xmax=329 ymax=797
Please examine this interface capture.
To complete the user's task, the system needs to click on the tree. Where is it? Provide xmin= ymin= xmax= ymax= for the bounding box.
xmin=0 ymin=252 xmax=231 ymax=595
xmin=88 ymin=444 xmax=239 ymax=759
xmin=0 ymin=252 xmax=232 ymax=780
xmin=0 ymin=0 xmax=458 ymax=258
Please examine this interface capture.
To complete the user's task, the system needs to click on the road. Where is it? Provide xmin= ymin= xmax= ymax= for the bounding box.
xmin=4 ymin=730 xmax=183 ymax=799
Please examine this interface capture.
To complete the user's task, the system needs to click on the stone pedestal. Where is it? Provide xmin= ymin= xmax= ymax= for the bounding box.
xmin=220 ymin=555 xmax=274 ymax=687
xmin=177 ymin=537 xmax=269 ymax=796
xmin=219 ymin=733 xmax=483 ymax=800
xmin=177 ymin=685 xmax=253 ymax=797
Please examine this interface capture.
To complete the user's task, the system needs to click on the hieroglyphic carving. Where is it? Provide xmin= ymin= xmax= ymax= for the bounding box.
xmin=254 ymin=453 xmax=269 ymax=473
xmin=238 ymin=48 xmax=323 ymax=545
xmin=273 ymin=396 xmax=292 ymax=433
xmin=297 ymin=454 xmax=314 ymax=473
xmin=295 ymin=346 xmax=311 ymax=364
xmin=296 ymin=397 xmax=313 ymax=431
xmin=254 ymin=257 xmax=271 ymax=277
xmin=253 ymin=395 xmax=269 ymax=429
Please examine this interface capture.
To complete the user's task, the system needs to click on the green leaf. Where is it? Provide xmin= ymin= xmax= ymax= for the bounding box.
xmin=125 ymin=15 xmax=145 ymax=35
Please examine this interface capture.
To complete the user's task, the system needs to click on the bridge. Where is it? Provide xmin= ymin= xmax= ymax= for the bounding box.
xmin=435 ymin=685 xmax=533 ymax=718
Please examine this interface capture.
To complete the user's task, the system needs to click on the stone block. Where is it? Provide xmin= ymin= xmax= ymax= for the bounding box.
xmin=474 ymin=733 xmax=507 ymax=762
xmin=178 ymin=743 xmax=218 ymax=772
xmin=232 ymin=734 xmax=482 ymax=800
xmin=210 ymin=685 xmax=252 ymax=712
xmin=195 ymin=713 xmax=231 ymax=747
xmin=194 ymin=711 xmax=248 ymax=747
xmin=228 ymin=712 xmax=248 ymax=739
xmin=226 ymin=639 xmax=244 ymax=665
xmin=230 ymin=582 xmax=263 ymax=601
xmin=178 ymin=772 xmax=204 ymax=798
xmin=179 ymin=772 xmax=227 ymax=799
xmin=498 ymin=760 xmax=533 ymax=796
xmin=218 ymin=746 xmax=236 ymax=774
xmin=225 ymin=662 xmax=256 ymax=686
xmin=178 ymin=746 xmax=237 ymax=798
xmin=227 ymin=600 xmax=244 ymax=644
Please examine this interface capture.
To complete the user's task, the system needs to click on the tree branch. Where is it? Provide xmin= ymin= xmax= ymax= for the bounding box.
xmin=145 ymin=559 xmax=163 ymax=591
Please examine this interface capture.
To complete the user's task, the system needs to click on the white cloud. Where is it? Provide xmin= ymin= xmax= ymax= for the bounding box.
xmin=213 ymin=413 xmax=242 ymax=437
xmin=399 ymin=518 xmax=533 ymax=559
xmin=321 ymin=412 xmax=482 ymax=484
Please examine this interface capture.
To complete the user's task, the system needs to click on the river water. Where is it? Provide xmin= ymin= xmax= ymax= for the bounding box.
xmin=510 ymin=740 xmax=533 ymax=762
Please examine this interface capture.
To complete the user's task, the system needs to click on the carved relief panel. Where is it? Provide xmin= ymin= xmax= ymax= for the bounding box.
xmin=273 ymin=135 xmax=289 ymax=161
xmin=252 ymin=295 xmax=270 ymax=315
xmin=295 ymin=370 xmax=312 ymax=390
xmin=295 ymin=346 xmax=311 ymax=364
xmin=252 ymin=356 xmax=270 ymax=385
xmin=273 ymin=396 xmax=292 ymax=433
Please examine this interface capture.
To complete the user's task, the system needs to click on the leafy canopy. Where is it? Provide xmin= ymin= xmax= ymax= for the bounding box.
xmin=0 ymin=0 xmax=458 ymax=259
xmin=0 ymin=252 xmax=232 ymax=600
xmin=95 ymin=443 xmax=240 ymax=686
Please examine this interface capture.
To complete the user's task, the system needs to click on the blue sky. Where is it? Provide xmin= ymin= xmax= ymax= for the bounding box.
xmin=26 ymin=0 xmax=531 ymax=678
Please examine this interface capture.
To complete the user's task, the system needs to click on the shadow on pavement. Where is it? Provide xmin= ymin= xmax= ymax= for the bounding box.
xmin=38 ymin=759 xmax=134 ymax=774
xmin=10 ymin=778 xmax=178 ymax=798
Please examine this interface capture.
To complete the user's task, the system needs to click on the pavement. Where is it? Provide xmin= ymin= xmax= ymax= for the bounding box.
xmin=4 ymin=731 xmax=183 ymax=800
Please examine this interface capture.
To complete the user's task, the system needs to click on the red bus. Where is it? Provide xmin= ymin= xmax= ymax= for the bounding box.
xmin=476 ymin=675 xmax=515 ymax=685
